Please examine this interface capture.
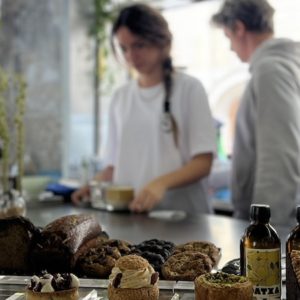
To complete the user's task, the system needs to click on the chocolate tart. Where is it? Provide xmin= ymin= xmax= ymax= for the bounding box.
xmin=26 ymin=287 xmax=79 ymax=300
xmin=25 ymin=272 xmax=80 ymax=300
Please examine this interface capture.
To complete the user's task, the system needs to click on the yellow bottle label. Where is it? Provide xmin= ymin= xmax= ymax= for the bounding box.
xmin=245 ymin=248 xmax=281 ymax=300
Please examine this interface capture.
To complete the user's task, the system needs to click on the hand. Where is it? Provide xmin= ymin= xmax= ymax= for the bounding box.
xmin=71 ymin=185 xmax=90 ymax=206
xmin=129 ymin=179 xmax=167 ymax=213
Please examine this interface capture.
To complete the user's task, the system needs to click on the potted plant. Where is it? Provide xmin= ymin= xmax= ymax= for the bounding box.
xmin=85 ymin=0 xmax=117 ymax=155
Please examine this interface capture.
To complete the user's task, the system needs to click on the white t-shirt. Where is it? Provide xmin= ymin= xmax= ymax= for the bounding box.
xmin=103 ymin=72 xmax=216 ymax=213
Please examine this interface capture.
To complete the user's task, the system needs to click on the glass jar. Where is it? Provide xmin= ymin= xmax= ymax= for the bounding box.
xmin=0 ymin=189 xmax=26 ymax=218
xmin=89 ymin=180 xmax=110 ymax=210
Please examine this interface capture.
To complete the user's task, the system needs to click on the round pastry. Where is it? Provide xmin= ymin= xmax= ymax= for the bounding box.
xmin=194 ymin=272 xmax=253 ymax=300
xmin=108 ymin=254 xmax=159 ymax=300
xmin=106 ymin=239 xmax=133 ymax=256
xmin=162 ymin=251 xmax=212 ymax=281
xmin=25 ymin=272 xmax=80 ymax=300
xmin=76 ymin=239 xmax=132 ymax=278
xmin=174 ymin=241 xmax=221 ymax=267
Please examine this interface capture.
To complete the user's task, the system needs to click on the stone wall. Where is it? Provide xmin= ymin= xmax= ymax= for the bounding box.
xmin=0 ymin=0 xmax=67 ymax=174
xmin=0 ymin=0 xmax=95 ymax=176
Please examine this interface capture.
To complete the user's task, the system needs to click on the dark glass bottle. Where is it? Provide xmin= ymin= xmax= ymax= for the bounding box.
xmin=240 ymin=204 xmax=281 ymax=299
xmin=286 ymin=206 xmax=300 ymax=300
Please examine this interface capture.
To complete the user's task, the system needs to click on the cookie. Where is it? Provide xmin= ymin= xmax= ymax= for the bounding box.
xmin=76 ymin=239 xmax=132 ymax=278
xmin=104 ymin=239 xmax=132 ymax=256
xmin=161 ymin=251 xmax=212 ymax=281
xmin=77 ymin=244 xmax=121 ymax=278
xmin=74 ymin=233 xmax=110 ymax=262
xmin=174 ymin=241 xmax=221 ymax=267
xmin=130 ymin=239 xmax=175 ymax=273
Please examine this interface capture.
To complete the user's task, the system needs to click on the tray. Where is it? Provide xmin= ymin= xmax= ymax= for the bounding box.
xmin=0 ymin=276 xmax=287 ymax=300
xmin=0 ymin=276 xmax=195 ymax=300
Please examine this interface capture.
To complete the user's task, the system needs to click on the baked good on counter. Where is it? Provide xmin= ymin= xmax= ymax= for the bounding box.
xmin=0 ymin=216 xmax=40 ymax=274
xmin=194 ymin=271 xmax=253 ymax=300
xmin=25 ymin=271 xmax=80 ymax=300
xmin=162 ymin=251 xmax=212 ymax=281
xmin=104 ymin=239 xmax=133 ymax=256
xmin=76 ymin=239 xmax=132 ymax=278
xmin=174 ymin=241 xmax=221 ymax=267
xmin=130 ymin=239 xmax=175 ymax=274
xmin=108 ymin=254 xmax=159 ymax=300
xmin=32 ymin=214 xmax=102 ymax=273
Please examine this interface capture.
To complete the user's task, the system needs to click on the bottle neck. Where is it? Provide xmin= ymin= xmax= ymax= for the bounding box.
xmin=251 ymin=219 xmax=270 ymax=225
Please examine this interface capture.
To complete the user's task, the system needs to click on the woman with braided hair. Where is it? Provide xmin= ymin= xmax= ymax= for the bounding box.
xmin=72 ymin=3 xmax=217 ymax=214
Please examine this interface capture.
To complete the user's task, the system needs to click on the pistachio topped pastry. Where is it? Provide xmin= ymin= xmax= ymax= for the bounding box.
xmin=200 ymin=272 xmax=248 ymax=285
xmin=194 ymin=272 xmax=253 ymax=300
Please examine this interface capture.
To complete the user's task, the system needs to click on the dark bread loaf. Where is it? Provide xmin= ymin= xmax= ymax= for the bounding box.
xmin=0 ymin=216 xmax=39 ymax=274
xmin=32 ymin=214 xmax=102 ymax=273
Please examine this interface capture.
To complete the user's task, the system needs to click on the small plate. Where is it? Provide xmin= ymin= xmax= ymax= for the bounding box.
xmin=148 ymin=210 xmax=187 ymax=221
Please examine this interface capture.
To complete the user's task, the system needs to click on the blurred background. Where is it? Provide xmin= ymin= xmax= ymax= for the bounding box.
xmin=0 ymin=0 xmax=299 ymax=211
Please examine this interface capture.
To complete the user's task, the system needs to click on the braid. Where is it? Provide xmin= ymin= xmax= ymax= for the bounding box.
xmin=163 ymin=57 xmax=173 ymax=112
xmin=162 ymin=57 xmax=178 ymax=147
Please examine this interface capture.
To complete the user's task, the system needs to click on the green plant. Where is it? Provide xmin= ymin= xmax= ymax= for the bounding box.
xmin=79 ymin=0 xmax=130 ymax=154
xmin=0 ymin=67 xmax=27 ymax=193
xmin=90 ymin=0 xmax=115 ymax=46
xmin=0 ymin=68 xmax=9 ymax=192
xmin=14 ymin=74 xmax=26 ymax=192
xmin=89 ymin=0 xmax=117 ymax=154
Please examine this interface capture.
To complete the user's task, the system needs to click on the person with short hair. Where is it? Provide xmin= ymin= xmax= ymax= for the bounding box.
xmin=72 ymin=3 xmax=217 ymax=214
xmin=212 ymin=0 xmax=300 ymax=225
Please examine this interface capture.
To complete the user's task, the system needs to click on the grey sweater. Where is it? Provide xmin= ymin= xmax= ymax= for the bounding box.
xmin=232 ymin=38 xmax=300 ymax=225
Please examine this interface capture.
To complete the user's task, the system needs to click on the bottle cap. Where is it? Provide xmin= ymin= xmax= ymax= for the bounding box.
xmin=250 ymin=204 xmax=270 ymax=223
xmin=296 ymin=205 xmax=300 ymax=223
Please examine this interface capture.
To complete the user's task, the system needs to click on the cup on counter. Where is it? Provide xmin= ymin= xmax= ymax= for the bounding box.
xmin=89 ymin=180 xmax=110 ymax=210
xmin=105 ymin=185 xmax=134 ymax=211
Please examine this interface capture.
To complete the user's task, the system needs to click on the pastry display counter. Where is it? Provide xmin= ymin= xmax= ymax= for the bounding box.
xmin=0 ymin=202 xmax=291 ymax=299
xmin=0 ymin=276 xmax=194 ymax=300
